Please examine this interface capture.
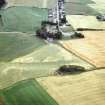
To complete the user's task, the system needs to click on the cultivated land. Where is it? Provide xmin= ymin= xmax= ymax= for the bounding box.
xmin=0 ymin=79 xmax=58 ymax=105
xmin=0 ymin=33 xmax=93 ymax=89
xmin=37 ymin=69 xmax=105 ymax=105
xmin=0 ymin=0 xmax=105 ymax=105
xmin=92 ymin=0 xmax=105 ymax=3
xmin=6 ymin=0 xmax=57 ymax=8
xmin=65 ymin=3 xmax=99 ymax=15
xmin=0 ymin=6 xmax=48 ymax=32
xmin=0 ymin=32 xmax=46 ymax=62
xmin=59 ymin=31 xmax=105 ymax=67
xmin=66 ymin=15 xmax=105 ymax=30
xmin=89 ymin=4 xmax=105 ymax=14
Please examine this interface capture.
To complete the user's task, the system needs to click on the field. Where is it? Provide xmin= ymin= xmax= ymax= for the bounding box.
xmin=66 ymin=15 xmax=105 ymax=30
xmin=0 ymin=32 xmax=93 ymax=89
xmin=37 ymin=69 xmax=105 ymax=105
xmin=0 ymin=32 xmax=46 ymax=62
xmin=0 ymin=6 xmax=48 ymax=32
xmin=59 ymin=31 xmax=105 ymax=67
xmin=89 ymin=4 xmax=105 ymax=14
xmin=6 ymin=0 xmax=95 ymax=8
xmin=0 ymin=0 xmax=105 ymax=105
xmin=6 ymin=0 xmax=57 ymax=8
xmin=65 ymin=3 xmax=99 ymax=15
xmin=92 ymin=0 xmax=105 ymax=3
xmin=0 ymin=79 xmax=58 ymax=105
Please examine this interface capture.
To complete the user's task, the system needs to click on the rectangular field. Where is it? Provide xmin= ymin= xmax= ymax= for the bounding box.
xmin=65 ymin=3 xmax=98 ymax=15
xmin=0 ymin=79 xmax=58 ymax=105
xmin=59 ymin=31 xmax=105 ymax=67
xmin=66 ymin=15 xmax=105 ymax=30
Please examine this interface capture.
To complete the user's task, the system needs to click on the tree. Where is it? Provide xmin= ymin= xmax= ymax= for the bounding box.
xmin=0 ymin=0 xmax=6 ymax=9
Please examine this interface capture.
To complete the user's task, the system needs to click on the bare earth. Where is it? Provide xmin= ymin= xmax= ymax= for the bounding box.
xmin=0 ymin=97 xmax=4 ymax=105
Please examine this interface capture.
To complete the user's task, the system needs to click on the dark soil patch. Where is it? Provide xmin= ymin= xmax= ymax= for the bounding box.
xmin=0 ymin=97 xmax=5 ymax=105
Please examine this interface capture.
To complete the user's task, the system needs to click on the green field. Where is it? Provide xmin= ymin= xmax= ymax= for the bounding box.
xmin=0 ymin=6 xmax=48 ymax=32
xmin=89 ymin=4 xmax=105 ymax=14
xmin=0 ymin=42 xmax=93 ymax=89
xmin=7 ymin=0 xmax=58 ymax=9
xmin=0 ymin=79 xmax=58 ymax=105
xmin=0 ymin=32 xmax=46 ymax=62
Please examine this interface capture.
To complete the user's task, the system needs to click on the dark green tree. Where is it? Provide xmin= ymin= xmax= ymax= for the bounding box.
xmin=0 ymin=0 xmax=6 ymax=9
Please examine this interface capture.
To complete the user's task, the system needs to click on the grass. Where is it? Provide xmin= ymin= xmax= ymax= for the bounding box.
xmin=0 ymin=6 xmax=48 ymax=32
xmin=0 ymin=79 xmax=58 ymax=105
xmin=0 ymin=33 xmax=93 ymax=89
xmin=0 ymin=42 xmax=93 ymax=89
xmin=0 ymin=0 xmax=104 ymax=105
xmin=65 ymin=3 xmax=99 ymax=15
xmin=0 ymin=32 xmax=46 ymax=62
xmin=7 ymin=0 xmax=57 ymax=8
xmin=89 ymin=4 xmax=105 ymax=14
